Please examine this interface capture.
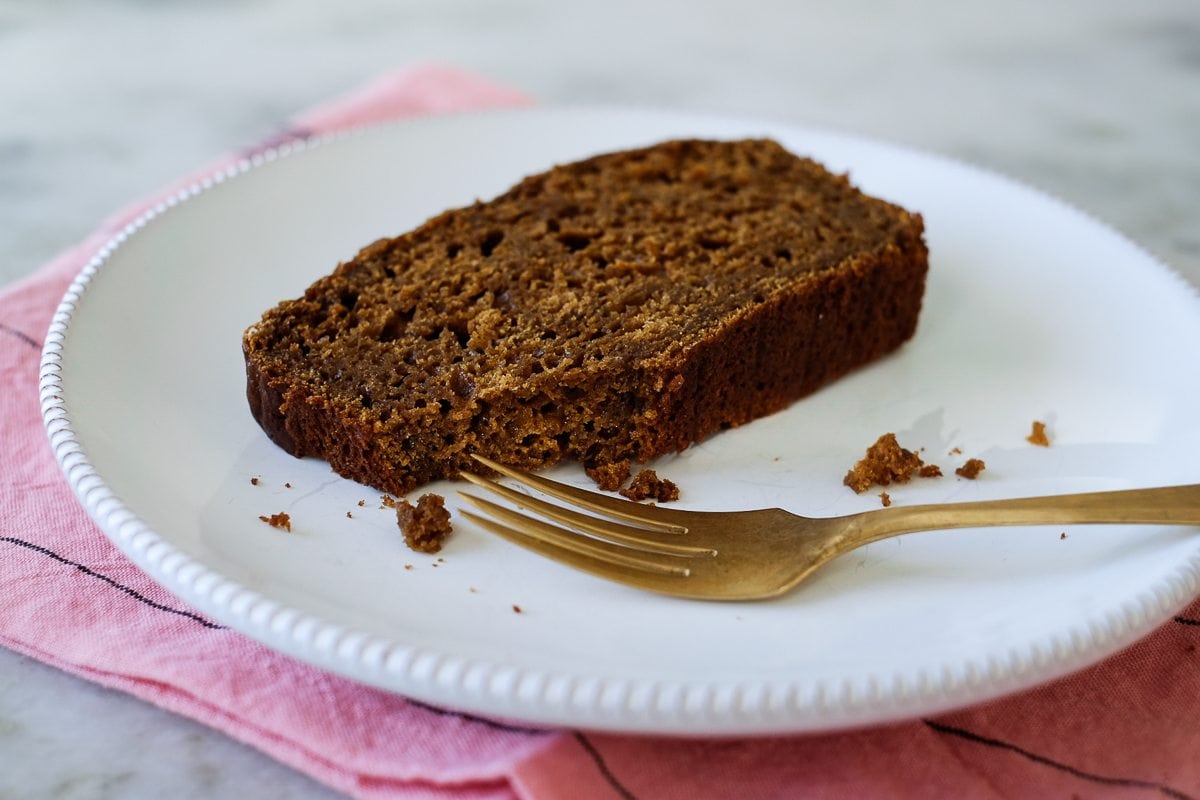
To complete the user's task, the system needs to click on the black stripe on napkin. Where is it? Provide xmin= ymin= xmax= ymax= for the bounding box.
xmin=574 ymin=733 xmax=640 ymax=800
xmin=925 ymin=719 xmax=1194 ymax=799
xmin=405 ymin=698 xmax=551 ymax=736
xmin=1 ymin=537 xmax=225 ymax=630
xmin=1 ymin=322 xmax=39 ymax=349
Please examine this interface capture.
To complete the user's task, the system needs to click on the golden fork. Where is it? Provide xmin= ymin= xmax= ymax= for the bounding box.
xmin=459 ymin=455 xmax=1200 ymax=600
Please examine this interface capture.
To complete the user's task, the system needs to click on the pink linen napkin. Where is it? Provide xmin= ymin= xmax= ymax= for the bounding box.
xmin=2 ymin=64 xmax=1198 ymax=800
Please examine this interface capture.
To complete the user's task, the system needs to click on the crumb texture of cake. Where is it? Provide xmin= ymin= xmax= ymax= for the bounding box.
xmin=258 ymin=512 xmax=291 ymax=532
xmin=585 ymin=460 xmax=631 ymax=492
xmin=1027 ymin=420 xmax=1051 ymax=447
xmin=955 ymin=458 xmax=986 ymax=479
xmin=843 ymin=433 xmax=940 ymax=493
xmin=244 ymin=138 xmax=928 ymax=495
xmin=397 ymin=493 xmax=453 ymax=553
xmin=619 ymin=469 xmax=680 ymax=502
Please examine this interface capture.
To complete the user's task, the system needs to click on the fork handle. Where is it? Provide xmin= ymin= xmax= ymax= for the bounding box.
xmin=851 ymin=483 xmax=1200 ymax=545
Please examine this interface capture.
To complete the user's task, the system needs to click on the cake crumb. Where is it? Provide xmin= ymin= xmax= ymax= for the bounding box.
xmin=948 ymin=447 xmax=962 ymax=456
xmin=843 ymin=433 xmax=939 ymax=493
xmin=357 ymin=499 xmax=366 ymax=507
xmin=258 ymin=512 xmax=291 ymax=532
xmin=284 ymin=482 xmax=292 ymax=489
xmin=250 ymin=476 xmax=260 ymax=486
xmin=469 ymin=587 xmax=478 ymax=593
xmin=404 ymin=564 xmax=413 ymax=570
xmin=512 ymin=604 xmax=523 ymax=614
xmin=346 ymin=511 xmax=353 ymax=519
xmin=381 ymin=494 xmax=399 ymax=509
xmin=396 ymin=493 xmax=453 ymax=554
xmin=955 ymin=458 xmax=987 ymax=479
xmin=586 ymin=460 xmax=631 ymax=492
xmin=620 ymin=469 xmax=680 ymax=502
xmin=879 ymin=492 xmax=891 ymax=507
xmin=1060 ymin=531 xmax=1068 ymax=540
xmin=1027 ymin=420 xmax=1051 ymax=447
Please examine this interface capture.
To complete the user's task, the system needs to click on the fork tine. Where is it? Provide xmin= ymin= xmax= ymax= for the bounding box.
xmin=459 ymin=473 xmax=714 ymax=556
xmin=461 ymin=510 xmax=692 ymax=595
xmin=459 ymin=501 xmax=690 ymax=578
xmin=470 ymin=454 xmax=687 ymax=532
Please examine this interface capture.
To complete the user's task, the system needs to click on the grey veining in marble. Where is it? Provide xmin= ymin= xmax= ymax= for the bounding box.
xmin=2 ymin=1 xmax=1198 ymax=798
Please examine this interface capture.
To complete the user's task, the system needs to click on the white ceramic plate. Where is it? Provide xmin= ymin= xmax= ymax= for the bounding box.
xmin=42 ymin=108 xmax=1200 ymax=735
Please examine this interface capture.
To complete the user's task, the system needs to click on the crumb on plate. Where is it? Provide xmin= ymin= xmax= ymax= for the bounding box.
xmin=620 ymin=469 xmax=680 ymax=502
xmin=843 ymin=433 xmax=940 ymax=493
xmin=396 ymin=493 xmax=453 ymax=554
xmin=258 ymin=512 xmax=291 ymax=532
xmin=1027 ymin=420 xmax=1051 ymax=447
xmin=585 ymin=460 xmax=631 ymax=492
xmin=955 ymin=458 xmax=987 ymax=479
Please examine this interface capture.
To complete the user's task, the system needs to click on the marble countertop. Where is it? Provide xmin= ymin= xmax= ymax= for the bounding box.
xmin=2 ymin=1 xmax=1197 ymax=797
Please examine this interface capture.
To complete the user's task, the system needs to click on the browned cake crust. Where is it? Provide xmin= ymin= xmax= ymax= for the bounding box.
xmin=244 ymin=138 xmax=928 ymax=495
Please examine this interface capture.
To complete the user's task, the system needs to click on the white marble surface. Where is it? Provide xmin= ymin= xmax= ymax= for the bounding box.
xmin=2 ymin=1 xmax=1198 ymax=797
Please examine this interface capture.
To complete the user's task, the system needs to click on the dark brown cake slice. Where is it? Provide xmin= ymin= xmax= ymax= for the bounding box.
xmin=244 ymin=138 xmax=928 ymax=495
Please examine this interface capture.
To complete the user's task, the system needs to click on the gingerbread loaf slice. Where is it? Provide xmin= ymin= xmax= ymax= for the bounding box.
xmin=243 ymin=138 xmax=928 ymax=495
